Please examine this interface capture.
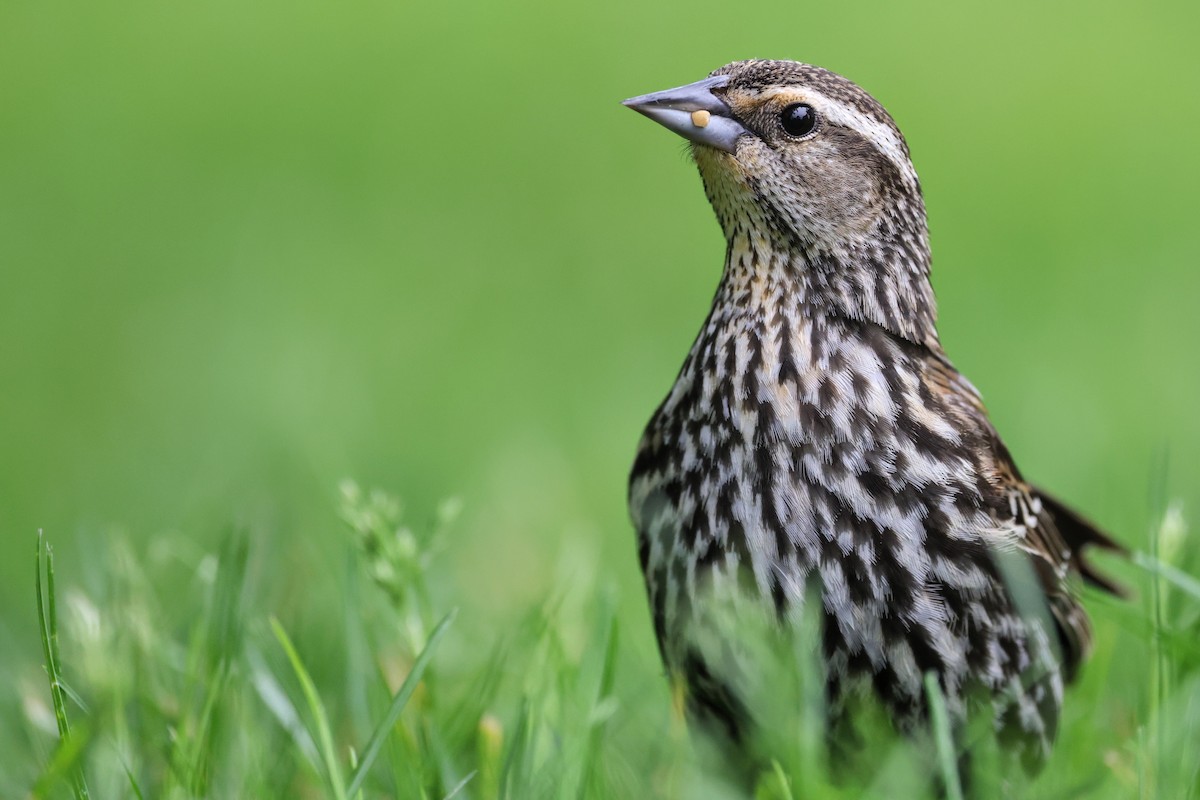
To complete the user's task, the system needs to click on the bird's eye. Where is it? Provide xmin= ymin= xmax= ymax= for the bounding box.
xmin=780 ymin=103 xmax=818 ymax=138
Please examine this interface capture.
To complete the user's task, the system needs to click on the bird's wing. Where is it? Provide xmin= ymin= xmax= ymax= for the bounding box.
xmin=922 ymin=353 xmax=1126 ymax=677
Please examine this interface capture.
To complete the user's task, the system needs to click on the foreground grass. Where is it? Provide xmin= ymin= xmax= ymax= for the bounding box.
xmin=11 ymin=484 xmax=1200 ymax=799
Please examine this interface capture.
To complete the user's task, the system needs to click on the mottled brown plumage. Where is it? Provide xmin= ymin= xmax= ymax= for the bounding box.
xmin=623 ymin=60 xmax=1123 ymax=771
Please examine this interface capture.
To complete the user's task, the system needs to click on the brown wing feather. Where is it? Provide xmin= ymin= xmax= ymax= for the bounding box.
xmin=993 ymin=451 xmax=1096 ymax=678
xmin=922 ymin=352 xmax=1126 ymax=679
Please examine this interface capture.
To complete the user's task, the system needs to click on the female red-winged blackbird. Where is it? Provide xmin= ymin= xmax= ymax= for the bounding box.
xmin=624 ymin=60 xmax=1123 ymax=771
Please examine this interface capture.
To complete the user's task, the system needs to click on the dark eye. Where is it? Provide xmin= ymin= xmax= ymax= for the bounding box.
xmin=780 ymin=103 xmax=817 ymax=137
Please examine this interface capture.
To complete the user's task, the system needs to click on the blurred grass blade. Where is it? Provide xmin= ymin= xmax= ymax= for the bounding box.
xmin=924 ymin=672 xmax=963 ymax=800
xmin=208 ymin=532 xmax=250 ymax=664
xmin=121 ymin=762 xmax=146 ymax=800
xmin=29 ymin=722 xmax=91 ymax=800
xmin=249 ymin=646 xmax=321 ymax=769
xmin=577 ymin=613 xmax=618 ymax=799
xmin=1133 ymin=551 xmax=1200 ymax=603
xmin=271 ymin=617 xmax=349 ymax=800
xmin=343 ymin=553 xmax=373 ymax=738
xmin=499 ymin=698 xmax=534 ymax=800
xmin=35 ymin=531 xmax=91 ymax=800
xmin=770 ymin=759 xmax=796 ymax=800
xmin=181 ymin=659 xmax=231 ymax=793
xmin=57 ymin=678 xmax=90 ymax=714
xmin=35 ymin=532 xmax=68 ymax=738
xmin=345 ymin=608 xmax=458 ymax=799
xmin=443 ymin=769 xmax=477 ymax=800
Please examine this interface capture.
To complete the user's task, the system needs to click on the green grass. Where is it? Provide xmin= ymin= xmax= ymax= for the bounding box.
xmin=15 ymin=482 xmax=1200 ymax=799
xmin=2 ymin=0 xmax=1199 ymax=796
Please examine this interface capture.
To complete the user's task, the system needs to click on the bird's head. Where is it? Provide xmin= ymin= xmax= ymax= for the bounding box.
xmin=624 ymin=60 xmax=938 ymax=345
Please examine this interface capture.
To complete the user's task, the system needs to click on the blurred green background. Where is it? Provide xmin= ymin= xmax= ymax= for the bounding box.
xmin=2 ymin=0 xmax=1198 ymax=670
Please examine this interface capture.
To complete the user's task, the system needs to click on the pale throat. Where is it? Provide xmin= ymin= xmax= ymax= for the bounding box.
xmin=696 ymin=147 xmax=939 ymax=347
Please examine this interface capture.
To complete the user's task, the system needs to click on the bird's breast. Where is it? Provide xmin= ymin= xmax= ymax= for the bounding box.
xmin=630 ymin=299 xmax=996 ymax=620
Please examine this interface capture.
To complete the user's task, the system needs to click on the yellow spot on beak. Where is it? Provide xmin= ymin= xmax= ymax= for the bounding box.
xmin=690 ymin=110 xmax=711 ymax=128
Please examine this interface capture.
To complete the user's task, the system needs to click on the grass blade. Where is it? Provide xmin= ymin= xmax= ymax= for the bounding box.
xmin=29 ymin=722 xmax=91 ymax=799
xmin=770 ymin=759 xmax=796 ymax=800
xmin=577 ymin=613 xmax=618 ymax=799
xmin=249 ymin=646 xmax=321 ymax=769
xmin=121 ymin=762 xmax=146 ymax=800
xmin=35 ymin=531 xmax=91 ymax=800
xmin=923 ymin=672 xmax=963 ymax=800
xmin=271 ymin=617 xmax=349 ymax=800
xmin=499 ymin=697 xmax=533 ymax=800
xmin=1133 ymin=552 xmax=1200 ymax=603
xmin=443 ymin=769 xmax=477 ymax=800
xmin=344 ymin=608 xmax=458 ymax=799
xmin=57 ymin=678 xmax=91 ymax=715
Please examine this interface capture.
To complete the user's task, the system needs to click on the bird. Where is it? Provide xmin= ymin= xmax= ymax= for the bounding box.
xmin=622 ymin=60 xmax=1125 ymax=776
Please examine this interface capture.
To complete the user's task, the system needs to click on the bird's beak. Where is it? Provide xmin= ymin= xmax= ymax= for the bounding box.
xmin=622 ymin=75 xmax=746 ymax=154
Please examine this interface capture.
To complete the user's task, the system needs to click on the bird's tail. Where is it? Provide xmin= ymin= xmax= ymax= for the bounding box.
xmin=1035 ymin=488 xmax=1129 ymax=598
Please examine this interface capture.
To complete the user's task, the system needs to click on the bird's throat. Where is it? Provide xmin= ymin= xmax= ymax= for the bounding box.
xmin=715 ymin=215 xmax=939 ymax=349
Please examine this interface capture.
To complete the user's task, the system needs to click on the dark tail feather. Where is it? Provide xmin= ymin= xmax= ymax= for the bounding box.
xmin=1036 ymin=488 xmax=1129 ymax=598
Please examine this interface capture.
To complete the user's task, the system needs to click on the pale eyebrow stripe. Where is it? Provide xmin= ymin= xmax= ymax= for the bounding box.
xmin=757 ymin=86 xmax=917 ymax=185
